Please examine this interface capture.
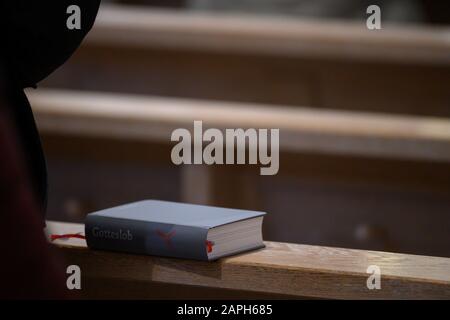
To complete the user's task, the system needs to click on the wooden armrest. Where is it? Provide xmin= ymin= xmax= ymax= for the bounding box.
xmin=29 ymin=89 xmax=450 ymax=162
xmin=45 ymin=221 xmax=450 ymax=299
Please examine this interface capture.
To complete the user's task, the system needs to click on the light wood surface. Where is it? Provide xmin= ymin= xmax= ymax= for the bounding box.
xmin=89 ymin=4 xmax=450 ymax=65
xmin=29 ymin=89 xmax=450 ymax=162
xmin=45 ymin=221 xmax=450 ymax=299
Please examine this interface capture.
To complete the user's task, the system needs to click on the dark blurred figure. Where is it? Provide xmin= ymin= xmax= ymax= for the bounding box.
xmin=1 ymin=1 xmax=100 ymax=223
xmin=0 ymin=0 xmax=100 ymax=298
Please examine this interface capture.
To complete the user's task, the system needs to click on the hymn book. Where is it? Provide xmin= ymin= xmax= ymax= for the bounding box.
xmin=85 ymin=200 xmax=266 ymax=261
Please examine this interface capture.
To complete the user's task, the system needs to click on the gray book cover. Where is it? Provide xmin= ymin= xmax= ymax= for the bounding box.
xmin=85 ymin=200 xmax=266 ymax=261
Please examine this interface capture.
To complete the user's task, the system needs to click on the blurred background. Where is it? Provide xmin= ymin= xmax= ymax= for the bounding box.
xmin=30 ymin=0 xmax=450 ymax=257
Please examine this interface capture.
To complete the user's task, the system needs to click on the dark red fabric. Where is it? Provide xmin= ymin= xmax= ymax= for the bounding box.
xmin=0 ymin=104 xmax=67 ymax=299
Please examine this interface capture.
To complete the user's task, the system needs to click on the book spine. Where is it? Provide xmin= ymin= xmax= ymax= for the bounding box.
xmin=85 ymin=215 xmax=209 ymax=261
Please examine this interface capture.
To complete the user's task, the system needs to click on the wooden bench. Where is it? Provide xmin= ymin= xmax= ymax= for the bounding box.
xmin=46 ymin=220 xmax=450 ymax=299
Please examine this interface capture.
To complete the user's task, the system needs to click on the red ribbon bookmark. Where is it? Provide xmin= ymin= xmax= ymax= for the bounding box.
xmin=50 ymin=233 xmax=86 ymax=241
xmin=205 ymin=240 xmax=214 ymax=253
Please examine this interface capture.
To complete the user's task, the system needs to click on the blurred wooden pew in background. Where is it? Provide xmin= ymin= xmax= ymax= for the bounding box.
xmin=42 ymin=4 xmax=450 ymax=116
xmin=29 ymin=89 xmax=450 ymax=163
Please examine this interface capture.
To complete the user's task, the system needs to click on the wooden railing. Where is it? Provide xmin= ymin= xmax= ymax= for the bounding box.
xmin=28 ymin=89 xmax=450 ymax=162
xmin=46 ymin=221 xmax=450 ymax=299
